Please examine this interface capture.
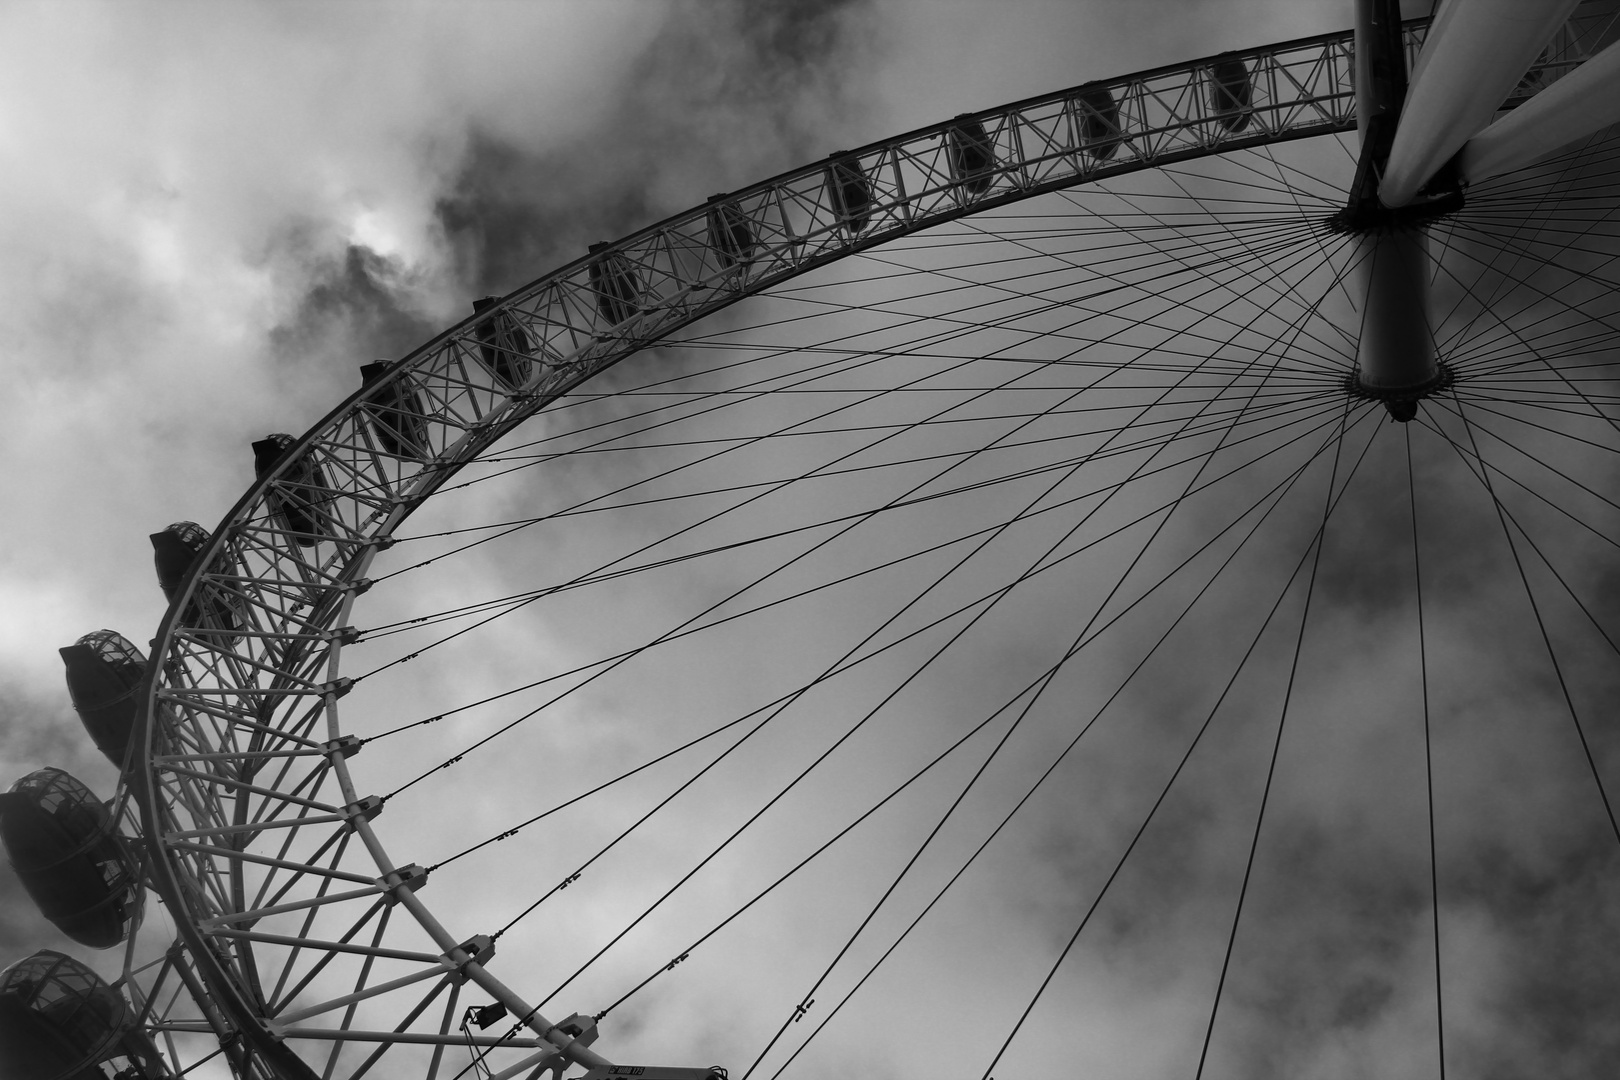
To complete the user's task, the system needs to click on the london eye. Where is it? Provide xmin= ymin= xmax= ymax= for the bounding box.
xmin=3 ymin=2 xmax=1619 ymax=1078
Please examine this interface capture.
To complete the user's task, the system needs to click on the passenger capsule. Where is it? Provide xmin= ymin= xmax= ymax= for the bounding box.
xmin=1076 ymin=86 xmax=1121 ymax=161
xmin=59 ymin=632 xmax=145 ymax=770
xmin=0 ymin=770 xmax=140 ymax=950
xmin=588 ymin=244 xmax=641 ymax=326
xmin=359 ymin=360 xmax=430 ymax=459
xmin=470 ymin=297 xmax=534 ymax=390
xmin=706 ymin=195 xmax=755 ymax=269
xmin=0 ymin=949 xmax=163 ymax=1080
xmin=1208 ymin=56 xmax=1253 ymax=133
xmin=825 ymin=153 xmax=874 ymax=233
xmin=253 ymin=433 xmax=331 ymax=547
xmin=150 ymin=522 xmax=243 ymax=642
xmin=947 ymin=117 xmax=996 ymax=196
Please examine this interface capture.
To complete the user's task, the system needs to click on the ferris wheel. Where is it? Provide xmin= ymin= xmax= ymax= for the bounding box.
xmin=4 ymin=1 xmax=1620 ymax=1077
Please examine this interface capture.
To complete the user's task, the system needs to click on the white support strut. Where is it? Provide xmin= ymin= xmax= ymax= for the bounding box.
xmin=1460 ymin=38 xmax=1620 ymax=184
xmin=1380 ymin=0 xmax=1583 ymax=207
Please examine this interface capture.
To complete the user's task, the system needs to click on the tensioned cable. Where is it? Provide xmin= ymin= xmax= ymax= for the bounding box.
xmin=1414 ymin=400 xmax=1620 ymax=558
xmin=1261 ymin=139 xmax=1364 ymax=316
xmin=1405 ymin=420 xmax=1447 ymax=1080
xmin=485 ymin=208 xmax=1338 ymax=457
xmin=1417 ymin=402 xmax=1620 ymax=712
xmin=514 ymin=212 xmax=1342 ymax=460
xmin=1446 ymin=387 xmax=1620 ymax=848
xmin=398 ymin=381 xmax=1326 ymax=478
xmin=1079 ymin=163 xmax=1356 ymax=362
xmin=968 ymin=191 xmax=1354 ymax=367
xmin=765 ymin=398 xmax=1383 ymax=1080
xmin=1428 ymin=145 xmax=1614 ymax=363
xmin=371 ymin=281 xmax=1235 ymax=791
xmin=1423 ymin=432 xmax=1620 ymax=674
xmin=740 ymin=265 xmax=1320 ymax=1078
xmin=426 ymin=397 xmax=1359 ymax=895
xmin=359 ymin=229 xmax=1358 ymax=690
xmin=1432 ymin=217 xmax=1620 ymax=443
xmin=452 ymin=324 xmax=1362 ymax=1080
xmin=490 ymin=261 xmax=1344 ymax=995
xmin=360 ymin=393 xmax=1350 ymax=758
xmin=362 ymin=218 xmax=1353 ymax=641
xmin=977 ymin=397 xmax=1363 ymax=1080
xmin=611 ymin=402 xmax=1376 ymax=1065
xmin=386 ymin=215 xmax=1339 ymax=572
xmin=1190 ymin=395 xmax=1352 ymax=1079
xmin=739 ymin=195 xmax=1364 ymax=1070
xmin=356 ymin=389 xmax=1341 ymax=645
xmin=354 ymin=228 xmax=1353 ymax=684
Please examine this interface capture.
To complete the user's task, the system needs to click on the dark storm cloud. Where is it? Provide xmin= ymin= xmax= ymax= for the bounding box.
xmin=269 ymin=239 xmax=441 ymax=367
xmin=434 ymin=0 xmax=878 ymax=295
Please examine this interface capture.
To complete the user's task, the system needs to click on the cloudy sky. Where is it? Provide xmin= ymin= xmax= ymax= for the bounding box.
xmin=3 ymin=2 xmax=1619 ymax=1079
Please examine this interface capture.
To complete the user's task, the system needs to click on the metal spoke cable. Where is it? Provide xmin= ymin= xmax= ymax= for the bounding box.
xmin=358 ymin=393 xmax=1350 ymax=756
xmin=1447 ymin=389 xmax=1620 ymax=848
xmin=978 ymin=400 xmax=1361 ymax=1080
xmin=743 ymin=287 xmax=1312 ymax=1078
xmin=368 ymin=312 xmax=1212 ymax=787
xmin=1405 ymin=422 xmax=1447 ymax=1080
xmin=764 ymin=401 xmax=1381 ymax=1080
xmin=493 ymin=298 xmax=1324 ymax=1013
xmin=423 ymin=399 xmax=1356 ymax=895
xmin=354 ymin=387 xmax=1342 ymax=645
xmin=1191 ymin=398 xmax=1353 ymax=1080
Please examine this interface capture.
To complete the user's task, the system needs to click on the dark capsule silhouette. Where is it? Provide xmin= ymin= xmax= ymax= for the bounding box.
xmin=1076 ymin=85 xmax=1122 ymax=161
xmin=588 ymin=244 xmax=641 ymax=326
xmin=471 ymin=297 xmax=535 ymax=390
xmin=706 ymin=195 xmax=756 ymax=269
xmin=1209 ymin=56 xmax=1253 ymax=133
xmin=58 ymin=632 xmax=145 ymax=770
xmin=825 ymin=153 xmax=874 ymax=233
xmin=0 ymin=771 xmax=140 ymax=950
xmin=253 ymin=433 xmax=331 ymax=547
xmin=150 ymin=521 xmax=241 ymax=641
xmin=947 ymin=116 xmax=996 ymax=196
xmin=0 ymin=949 xmax=163 ymax=1080
xmin=359 ymin=360 xmax=430 ymax=459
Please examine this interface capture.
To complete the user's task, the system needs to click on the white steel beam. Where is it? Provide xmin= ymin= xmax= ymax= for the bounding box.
xmin=1460 ymin=39 xmax=1620 ymax=183
xmin=1381 ymin=0 xmax=1582 ymax=206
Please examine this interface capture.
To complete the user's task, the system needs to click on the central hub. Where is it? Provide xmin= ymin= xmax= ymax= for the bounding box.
xmin=1343 ymin=361 xmax=1455 ymax=422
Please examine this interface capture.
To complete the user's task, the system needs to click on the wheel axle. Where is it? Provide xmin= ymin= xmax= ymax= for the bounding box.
xmin=1343 ymin=361 xmax=1455 ymax=422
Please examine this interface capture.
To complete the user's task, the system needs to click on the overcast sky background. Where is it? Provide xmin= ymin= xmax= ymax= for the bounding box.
xmin=4 ymin=2 xmax=1619 ymax=1078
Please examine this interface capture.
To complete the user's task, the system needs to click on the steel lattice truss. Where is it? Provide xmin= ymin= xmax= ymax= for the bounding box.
xmin=114 ymin=17 xmax=1598 ymax=1080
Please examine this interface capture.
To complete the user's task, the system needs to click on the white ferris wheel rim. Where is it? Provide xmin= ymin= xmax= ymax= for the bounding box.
xmin=112 ymin=12 xmax=1620 ymax=1080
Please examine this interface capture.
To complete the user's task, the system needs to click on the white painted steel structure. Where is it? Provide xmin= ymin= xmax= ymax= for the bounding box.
xmin=37 ymin=8 xmax=1611 ymax=1080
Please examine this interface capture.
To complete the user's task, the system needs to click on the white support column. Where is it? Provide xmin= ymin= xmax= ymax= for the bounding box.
xmin=1460 ymin=40 xmax=1620 ymax=184
xmin=1380 ymin=0 xmax=1582 ymax=207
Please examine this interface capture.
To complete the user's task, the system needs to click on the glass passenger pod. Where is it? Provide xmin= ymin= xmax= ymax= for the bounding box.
xmin=0 ymin=950 xmax=166 ymax=1080
xmin=947 ymin=116 xmax=997 ymax=196
xmin=58 ymin=632 xmax=145 ymax=770
xmin=587 ymin=243 xmax=642 ymax=327
xmin=1208 ymin=55 xmax=1253 ymax=133
xmin=149 ymin=522 xmax=242 ymax=644
xmin=358 ymin=360 xmax=431 ymax=460
xmin=470 ymin=297 xmax=535 ymax=391
xmin=825 ymin=152 xmax=874 ymax=234
xmin=252 ymin=433 xmax=331 ymax=548
xmin=1074 ymin=85 xmax=1122 ymax=161
xmin=705 ymin=195 xmax=756 ymax=269
xmin=0 ymin=771 xmax=140 ymax=950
